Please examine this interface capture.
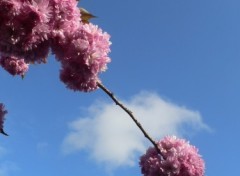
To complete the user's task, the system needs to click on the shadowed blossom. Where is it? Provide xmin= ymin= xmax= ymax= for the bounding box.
xmin=0 ymin=0 xmax=51 ymax=63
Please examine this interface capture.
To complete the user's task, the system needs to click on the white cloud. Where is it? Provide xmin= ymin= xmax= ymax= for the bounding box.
xmin=62 ymin=92 xmax=208 ymax=168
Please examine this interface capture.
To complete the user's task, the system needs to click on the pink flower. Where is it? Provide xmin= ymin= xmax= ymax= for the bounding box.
xmin=0 ymin=0 xmax=51 ymax=63
xmin=52 ymin=23 xmax=111 ymax=92
xmin=49 ymin=0 xmax=81 ymax=36
xmin=140 ymin=136 xmax=205 ymax=176
xmin=0 ymin=0 xmax=82 ymax=64
xmin=0 ymin=55 xmax=29 ymax=76
xmin=0 ymin=0 xmax=112 ymax=91
xmin=0 ymin=103 xmax=7 ymax=133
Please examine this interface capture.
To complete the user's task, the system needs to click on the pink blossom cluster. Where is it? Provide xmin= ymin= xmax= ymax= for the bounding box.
xmin=0 ymin=103 xmax=7 ymax=132
xmin=140 ymin=136 xmax=205 ymax=176
xmin=52 ymin=23 xmax=111 ymax=91
xmin=0 ymin=0 xmax=51 ymax=63
xmin=0 ymin=0 xmax=111 ymax=91
xmin=0 ymin=56 xmax=29 ymax=76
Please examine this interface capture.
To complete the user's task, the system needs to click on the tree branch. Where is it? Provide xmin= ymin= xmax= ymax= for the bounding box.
xmin=97 ymin=82 xmax=162 ymax=155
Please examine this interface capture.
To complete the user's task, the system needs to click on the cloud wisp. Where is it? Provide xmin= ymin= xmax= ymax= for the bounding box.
xmin=62 ymin=92 xmax=208 ymax=167
xmin=0 ymin=161 xmax=19 ymax=176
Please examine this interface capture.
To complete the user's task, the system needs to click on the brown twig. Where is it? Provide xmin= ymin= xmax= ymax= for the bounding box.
xmin=97 ymin=81 xmax=162 ymax=155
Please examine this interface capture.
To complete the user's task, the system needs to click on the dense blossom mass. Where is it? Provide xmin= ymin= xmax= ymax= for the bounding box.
xmin=0 ymin=0 xmax=51 ymax=63
xmin=140 ymin=136 xmax=205 ymax=176
xmin=0 ymin=0 xmax=111 ymax=91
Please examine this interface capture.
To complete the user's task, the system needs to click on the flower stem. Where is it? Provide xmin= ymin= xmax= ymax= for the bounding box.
xmin=97 ymin=82 xmax=162 ymax=155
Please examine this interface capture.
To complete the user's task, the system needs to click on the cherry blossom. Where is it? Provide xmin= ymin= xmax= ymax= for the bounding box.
xmin=140 ymin=136 xmax=205 ymax=176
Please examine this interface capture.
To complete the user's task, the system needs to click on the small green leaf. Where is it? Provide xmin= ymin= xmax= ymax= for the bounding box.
xmin=80 ymin=8 xmax=96 ymax=24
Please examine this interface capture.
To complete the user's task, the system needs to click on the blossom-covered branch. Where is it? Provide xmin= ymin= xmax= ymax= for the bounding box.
xmin=0 ymin=0 xmax=205 ymax=175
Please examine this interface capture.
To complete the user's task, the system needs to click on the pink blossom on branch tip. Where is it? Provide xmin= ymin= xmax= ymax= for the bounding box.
xmin=139 ymin=136 xmax=205 ymax=176
xmin=52 ymin=22 xmax=111 ymax=92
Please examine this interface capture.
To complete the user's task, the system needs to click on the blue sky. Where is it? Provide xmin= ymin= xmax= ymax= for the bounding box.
xmin=1 ymin=0 xmax=240 ymax=175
